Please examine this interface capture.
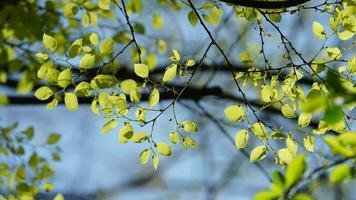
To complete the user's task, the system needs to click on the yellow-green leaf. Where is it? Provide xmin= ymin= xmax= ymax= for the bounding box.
xmin=285 ymin=154 xmax=306 ymax=188
xmin=312 ymin=21 xmax=326 ymax=39
xmin=98 ymin=0 xmax=111 ymax=10
xmin=134 ymin=63 xmax=149 ymax=78
xmin=100 ymin=38 xmax=114 ymax=56
xmin=89 ymin=32 xmax=99 ymax=46
xmin=118 ymin=123 xmax=133 ymax=144
xmin=250 ymin=145 xmax=268 ymax=162
xmin=235 ymin=129 xmax=249 ymax=149
xmin=148 ymin=87 xmax=160 ymax=108
xmin=140 ymin=149 xmax=150 ymax=165
xmin=329 ymin=164 xmax=352 ymax=184
xmin=42 ymin=33 xmax=57 ymax=52
xmin=251 ymin=122 xmax=268 ymax=140
xmin=162 ymin=64 xmax=177 ymax=82
xmin=169 ymin=131 xmax=179 ymax=144
xmin=79 ymin=54 xmax=96 ymax=69
xmin=281 ymin=104 xmax=295 ymax=118
xmin=57 ymin=69 xmax=72 ymax=88
xmin=156 ymin=142 xmax=172 ymax=156
xmin=153 ymin=155 xmax=159 ymax=170
xmin=224 ymin=105 xmax=245 ymax=122
xmin=47 ymin=133 xmax=61 ymax=145
xmin=100 ymin=120 xmax=118 ymax=134
xmin=34 ymin=86 xmax=53 ymax=100
xmin=181 ymin=120 xmax=199 ymax=132
xmin=286 ymin=136 xmax=298 ymax=156
xmin=131 ymin=132 xmax=148 ymax=143
xmin=64 ymin=92 xmax=78 ymax=111
xmin=298 ymin=112 xmax=312 ymax=127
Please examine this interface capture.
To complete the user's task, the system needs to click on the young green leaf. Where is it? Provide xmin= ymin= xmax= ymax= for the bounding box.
xmin=134 ymin=63 xmax=149 ymax=78
xmin=251 ymin=122 xmax=268 ymax=140
xmin=140 ymin=149 xmax=150 ymax=165
xmin=148 ymin=87 xmax=160 ymax=108
xmin=79 ymin=54 xmax=96 ymax=69
xmin=285 ymin=154 xmax=306 ymax=188
xmin=118 ymin=123 xmax=133 ymax=144
xmin=169 ymin=131 xmax=179 ymax=144
xmin=181 ymin=120 xmax=199 ymax=132
xmin=34 ymin=86 xmax=53 ymax=100
xmin=64 ymin=92 xmax=78 ymax=111
xmin=100 ymin=120 xmax=118 ymax=134
xmin=250 ymin=145 xmax=268 ymax=162
xmin=153 ymin=155 xmax=159 ymax=170
xmin=156 ymin=142 xmax=172 ymax=156
xmin=303 ymin=136 xmax=314 ymax=152
xmin=47 ymin=133 xmax=61 ymax=145
xmin=57 ymin=69 xmax=72 ymax=88
xmin=312 ymin=21 xmax=326 ymax=39
xmin=162 ymin=64 xmax=177 ymax=82
xmin=42 ymin=33 xmax=57 ymax=52
xmin=235 ymin=129 xmax=249 ymax=149
xmin=224 ymin=105 xmax=245 ymax=122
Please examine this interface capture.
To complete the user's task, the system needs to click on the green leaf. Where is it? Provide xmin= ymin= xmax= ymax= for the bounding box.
xmin=329 ymin=164 xmax=352 ymax=184
xmin=140 ymin=149 xmax=150 ymax=165
xmin=298 ymin=113 xmax=312 ymax=127
xmin=286 ymin=136 xmax=298 ymax=156
xmin=181 ymin=120 xmax=199 ymax=132
xmin=303 ymin=136 xmax=315 ymax=152
xmin=36 ymin=52 xmax=49 ymax=60
xmin=89 ymin=32 xmax=99 ymax=45
xmin=130 ymin=132 xmax=148 ymax=143
xmin=100 ymin=38 xmax=115 ymax=56
xmin=42 ymin=33 xmax=57 ymax=52
xmin=254 ymin=190 xmax=280 ymax=200
xmin=34 ymin=86 xmax=53 ymax=100
xmin=162 ymin=64 xmax=177 ymax=82
xmin=326 ymin=47 xmax=342 ymax=60
xmin=322 ymin=105 xmax=344 ymax=124
xmin=54 ymin=194 xmax=64 ymax=200
xmin=98 ymin=0 xmax=111 ymax=10
xmin=120 ymin=79 xmax=137 ymax=94
xmin=204 ymin=7 xmax=223 ymax=26
xmin=169 ymin=131 xmax=179 ymax=144
xmin=338 ymin=132 xmax=356 ymax=146
xmin=153 ymin=155 xmax=159 ymax=170
xmin=100 ymin=120 xmax=118 ymax=134
xmin=281 ymin=104 xmax=296 ymax=118
xmin=148 ymin=87 xmax=160 ymax=108
xmin=250 ymin=145 xmax=268 ymax=162
xmin=251 ymin=122 xmax=268 ymax=140
xmin=285 ymin=154 xmax=307 ymax=188
xmin=312 ymin=21 xmax=326 ymax=39
xmin=47 ymin=133 xmax=61 ymax=145
xmin=235 ymin=129 xmax=249 ymax=149
xmin=91 ymin=74 xmax=118 ymax=89
xmin=224 ymin=105 xmax=245 ymax=122
xmin=134 ymin=63 xmax=149 ymax=78
xmin=57 ymin=69 xmax=72 ymax=88
xmin=75 ymin=82 xmax=91 ymax=96
xmin=188 ymin=11 xmax=198 ymax=26
xmin=64 ymin=92 xmax=78 ymax=111
xmin=64 ymin=3 xmax=79 ymax=17
xmin=118 ymin=123 xmax=133 ymax=144
xmin=79 ymin=54 xmax=96 ymax=69
xmin=156 ymin=142 xmax=172 ymax=156
xmin=292 ymin=193 xmax=314 ymax=200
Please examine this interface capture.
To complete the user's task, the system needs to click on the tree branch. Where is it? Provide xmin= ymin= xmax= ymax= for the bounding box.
xmin=218 ymin=0 xmax=311 ymax=9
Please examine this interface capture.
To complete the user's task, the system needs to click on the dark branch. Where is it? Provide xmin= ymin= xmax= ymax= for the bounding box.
xmin=219 ymin=0 xmax=311 ymax=9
